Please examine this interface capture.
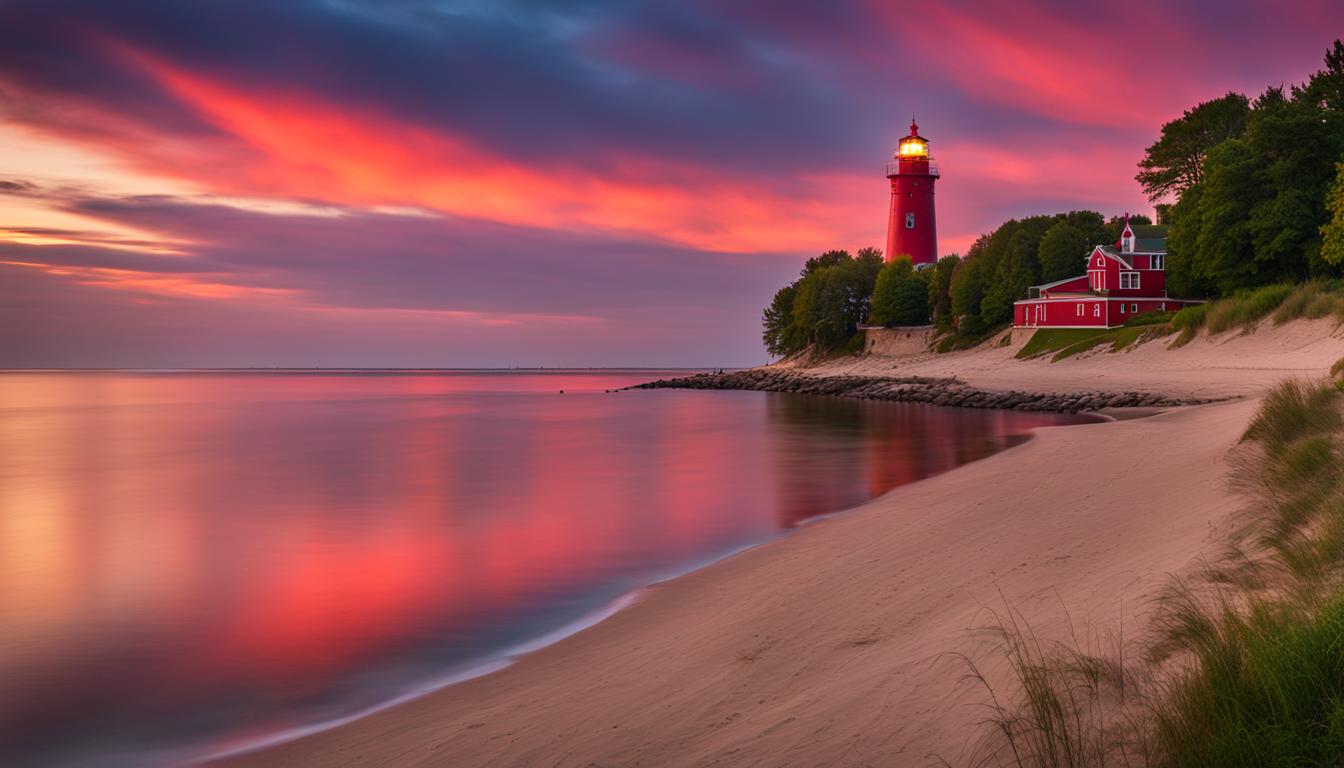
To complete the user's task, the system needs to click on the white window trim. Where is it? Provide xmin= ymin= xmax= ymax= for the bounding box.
xmin=1120 ymin=271 xmax=1140 ymax=290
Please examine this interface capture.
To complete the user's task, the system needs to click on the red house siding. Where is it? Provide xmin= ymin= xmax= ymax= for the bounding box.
xmin=1014 ymin=246 xmax=1197 ymax=330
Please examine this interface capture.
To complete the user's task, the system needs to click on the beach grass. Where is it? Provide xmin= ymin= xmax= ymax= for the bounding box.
xmin=969 ymin=378 xmax=1344 ymax=767
xmin=1169 ymin=304 xmax=1208 ymax=347
xmin=1171 ymin=282 xmax=1344 ymax=348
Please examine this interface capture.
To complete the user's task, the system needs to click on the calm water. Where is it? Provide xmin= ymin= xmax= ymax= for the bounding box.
xmin=0 ymin=370 xmax=1093 ymax=767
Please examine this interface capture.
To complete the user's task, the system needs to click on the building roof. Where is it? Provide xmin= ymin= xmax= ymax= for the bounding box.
xmin=1131 ymin=224 xmax=1167 ymax=252
xmin=1097 ymin=245 xmax=1134 ymax=268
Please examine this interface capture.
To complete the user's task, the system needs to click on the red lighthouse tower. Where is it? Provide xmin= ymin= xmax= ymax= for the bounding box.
xmin=884 ymin=120 xmax=939 ymax=266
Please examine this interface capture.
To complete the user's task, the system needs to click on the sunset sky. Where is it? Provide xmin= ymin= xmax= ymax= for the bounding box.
xmin=2 ymin=0 xmax=1341 ymax=368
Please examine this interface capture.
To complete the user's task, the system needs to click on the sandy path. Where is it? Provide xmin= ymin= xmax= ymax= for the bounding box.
xmin=224 ymin=397 xmax=1257 ymax=767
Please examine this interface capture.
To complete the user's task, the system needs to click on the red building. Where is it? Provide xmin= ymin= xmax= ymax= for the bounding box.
xmin=884 ymin=120 xmax=938 ymax=266
xmin=1013 ymin=215 xmax=1201 ymax=329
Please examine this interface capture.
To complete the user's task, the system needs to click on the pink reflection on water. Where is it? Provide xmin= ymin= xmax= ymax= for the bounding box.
xmin=0 ymin=371 xmax=1092 ymax=766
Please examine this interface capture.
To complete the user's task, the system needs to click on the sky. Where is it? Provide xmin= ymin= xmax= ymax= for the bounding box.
xmin=1 ymin=0 xmax=1341 ymax=368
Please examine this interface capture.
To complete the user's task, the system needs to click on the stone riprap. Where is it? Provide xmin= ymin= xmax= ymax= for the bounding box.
xmin=630 ymin=369 xmax=1220 ymax=413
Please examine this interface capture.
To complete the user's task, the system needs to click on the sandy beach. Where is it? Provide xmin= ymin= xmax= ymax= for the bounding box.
xmin=223 ymin=320 xmax=1344 ymax=767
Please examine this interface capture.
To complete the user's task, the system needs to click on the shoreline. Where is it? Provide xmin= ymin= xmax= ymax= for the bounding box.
xmin=221 ymin=400 xmax=1255 ymax=767
xmin=222 ymin=319 xmax=1344 ymax=767
xmin=204 ymin=401 xmax=1064 ymax=766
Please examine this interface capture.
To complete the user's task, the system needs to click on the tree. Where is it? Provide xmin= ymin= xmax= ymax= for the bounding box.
xmin=855 ymin=246 xmax=884 ymax=270
xmin=762 ymin=282 xmax=799 ymax=357
xmin=801 ymin=249 xmax=851 ymax=276
xmin=1037 ymin=221 xmax=1090 ymax=283
xmin=870 ymin=256 xmax=931 ymax=326
xmin=1321 ymin=162 xmax=1344 ymax=267
xmin=950 ymin=255 xmax=989 ymax=337
xmin=762 ymin=249 xmax=886 ymax=355
xmin=1136 ymin=92 xmax=1251 ymax=202
xmin=928 ymin=254 xmax=960 ymax=331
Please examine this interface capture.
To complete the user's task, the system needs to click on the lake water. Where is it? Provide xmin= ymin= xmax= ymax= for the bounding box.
xmin=0 ymin=370 xmax=1093 ymax=766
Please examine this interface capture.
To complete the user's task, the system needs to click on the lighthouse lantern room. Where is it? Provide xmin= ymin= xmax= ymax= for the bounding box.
xmin=885 ymin=120 xmax=940 ymax=267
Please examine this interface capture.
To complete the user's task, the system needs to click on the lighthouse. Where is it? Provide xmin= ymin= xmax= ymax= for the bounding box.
xmin=884 ymin=120 xmax=939 ymax=266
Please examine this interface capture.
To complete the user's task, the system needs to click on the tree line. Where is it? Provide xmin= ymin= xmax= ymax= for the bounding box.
xmin=1145 ymin=41 xmax=1344 ymax=295
xmin=762 ymin=211 xmax=1139 ymax=356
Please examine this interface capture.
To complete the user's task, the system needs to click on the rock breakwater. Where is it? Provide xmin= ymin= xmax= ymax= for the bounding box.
xmin=631 ymin=369 xmax=1220 ymax=413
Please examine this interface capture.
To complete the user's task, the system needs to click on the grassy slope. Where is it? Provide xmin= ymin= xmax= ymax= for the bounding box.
xmin=1015 ymin=324 xmax=1167 ymax=363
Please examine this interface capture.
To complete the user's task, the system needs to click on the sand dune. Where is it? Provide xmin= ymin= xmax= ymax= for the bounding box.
xmin=224 ymin=320 xmax=1343 ymax=767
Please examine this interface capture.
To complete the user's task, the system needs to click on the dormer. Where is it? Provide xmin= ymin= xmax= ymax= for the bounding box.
xmin=1119 ymin=213 xmax=1136 ymax=254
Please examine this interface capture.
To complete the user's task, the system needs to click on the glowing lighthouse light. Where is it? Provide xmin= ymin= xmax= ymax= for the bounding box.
xmin=897 ymin=135 xmax=929 ymax=158
xmin=884 ymin=119 xmax=940 ymax=267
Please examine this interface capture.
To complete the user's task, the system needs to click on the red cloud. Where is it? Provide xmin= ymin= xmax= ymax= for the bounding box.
xmin=77 ymin=44 xmax=871 ymax=255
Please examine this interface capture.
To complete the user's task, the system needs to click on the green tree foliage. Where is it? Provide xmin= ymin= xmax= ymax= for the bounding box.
xmin=1160 ymin=42 xmax=1344 ymax=295
xmin=950 ymin=250 xmax=989 ymax=337
xmin=870 ymin=256 xmax=932 ymax=326
xmin=801 ymin=249 xmax=852 ymax=276
xmin=938 ymin=211 xmax=1114 ymax=341
xmin=1037 ymin=222 xmax=1091 ymax=283
xmin=1322 ymin=162 xmax=1344 ymax=268
xmin=928 ymin=254 xmax=960 ymax=331
xmin=760 ymin=248 xmax=883 ymax=357
xmin=855 ymin=246 xmax=884 ymax=269
xmin=761 ymin=283 xmax=799 ymax=357
xmin=1136 ymin=92 xmax=1251 ymax=201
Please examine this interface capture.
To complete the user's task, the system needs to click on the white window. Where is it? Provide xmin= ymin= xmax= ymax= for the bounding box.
xmin=1152 ymin=255 xmax=1164 ymax=270
xmin=1120 ymin=272 xmax=1140 ymax=290
xmin=1131 ymin=303 xmax=1138 ymax=313
xmin=1093 ymin=304 xmax=1101 ymax=318
xmin=1076 ymin=304 xmax=1084 ymax=317
xmin=1120 ymin=302 xmax=1127 ymax=314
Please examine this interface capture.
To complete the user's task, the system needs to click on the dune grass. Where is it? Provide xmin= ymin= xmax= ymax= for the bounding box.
xmin=1169 ymin=304 xmax=1209 ymax=347
xmin=1203 ymin=284 xmax=1294 ymax=335
xmin=965 ymin=379 xmax=1344 ymax=767
xmin=1170 ymin=282 xmax=1344 ymax=348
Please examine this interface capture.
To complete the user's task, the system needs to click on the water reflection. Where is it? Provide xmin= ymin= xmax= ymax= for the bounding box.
xmin=0 ymin=372 xmax=1092 ymax=766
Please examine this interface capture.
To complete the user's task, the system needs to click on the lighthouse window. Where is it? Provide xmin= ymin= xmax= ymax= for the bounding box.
xmin=905 ymin=213 xmax=915 ymax=229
